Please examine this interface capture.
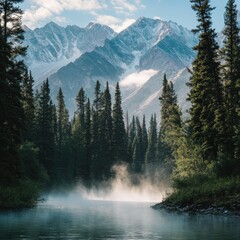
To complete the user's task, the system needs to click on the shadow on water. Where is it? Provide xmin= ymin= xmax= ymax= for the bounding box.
xmin=0 ymin=164 xmax=239 ymax=239
xmin=0 ymin=199 xmax=240 ymax=240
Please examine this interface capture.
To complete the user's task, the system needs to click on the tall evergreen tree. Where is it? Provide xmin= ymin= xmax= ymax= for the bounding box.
xmin=128 ymin=116 xmax=136 ymax=164
xmin=84 ymin=98 xmax=92 ymax=183
xmin=132 ymin=117 xmax=143 ymax=172
xmin=221 ymin=0 xmax=240 ymax=165
xmin=72 ymin=88 xmax=87 ymax=181
xmin=0 ymin=0 xmax=26 ymax=184
xmin=57 ymin=88 xmax=65 ymax=150
xmin=142 ymin=115 xmax=148 ymax=161
xmin=159 ymin=75 xmax=182 ymax=173
xmin=145 ymin=114 xmax=158 ymax=165
xmin=22 ymin=69 xmax=34 ymax=141
xmin=112 ymin=83 xmax=127 ymax=163
xmin=56 ymin=88 xmax=72 ymax=184
xmin=35 ymin=79 xmax=55 ymax=181
xmin=188 ymin=0 xmax=224 ymax=161
xmin=98 ymin=82 xmax=113 ymax=179
xmin=91 ymin=81 xmax=102 ymax=180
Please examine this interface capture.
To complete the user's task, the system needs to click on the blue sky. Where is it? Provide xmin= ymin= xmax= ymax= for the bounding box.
xmin=21 ymin=0 xmax=237 ymax=32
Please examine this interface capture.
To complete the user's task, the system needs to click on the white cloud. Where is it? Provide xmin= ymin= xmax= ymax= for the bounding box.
xmin=94 ymin=14 xmax=136 ymax=32
xmin=116 ymin=18 xmax=136 ymax=32
xmin=110 ymin=0 xmax=145 ymax=14
xmin=120 ymin=70 xmax=158 ymax=88
xmin=23 ymin=0 xmax=103 ymax=28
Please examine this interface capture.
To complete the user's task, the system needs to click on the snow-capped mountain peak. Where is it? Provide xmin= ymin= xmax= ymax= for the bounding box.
xmin=24 ymin=21 xmax=116 ymax=85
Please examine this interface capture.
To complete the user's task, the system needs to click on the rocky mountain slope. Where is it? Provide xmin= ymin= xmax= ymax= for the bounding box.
xmin=46 ymin=17 xmax=197 ymax=119
xmin=24 ymin=22 xmax=116 ymax=85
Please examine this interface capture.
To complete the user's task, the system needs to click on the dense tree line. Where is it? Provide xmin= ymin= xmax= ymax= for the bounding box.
xmin=161 ymin=0 xmax=240 ymax=182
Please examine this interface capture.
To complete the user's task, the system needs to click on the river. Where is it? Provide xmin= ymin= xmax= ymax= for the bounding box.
xmin=0 ymin=196 xmax=239 ymax=240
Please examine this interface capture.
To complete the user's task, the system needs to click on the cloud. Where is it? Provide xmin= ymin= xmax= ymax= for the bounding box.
xmin=94 ymin=14 xmax=136 ymax=32
xmin=110 ymin=0 xmax=145 ymax=14
xmin=23 ymin=0 xmax=103 ymax=28
xmin=120 ymin=69 xmax=158 ymax=88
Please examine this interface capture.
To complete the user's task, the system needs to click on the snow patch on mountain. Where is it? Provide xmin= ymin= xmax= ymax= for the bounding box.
xmin=23 ymin=22 xmax=116 ymax=85
xmin=120 ymin=69 xmax=158 ymax=88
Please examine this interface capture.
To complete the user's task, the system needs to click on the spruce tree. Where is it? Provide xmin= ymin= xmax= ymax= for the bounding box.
xmin=189 ymin=0 xmax=224 ymax=161
xmin=159 ymin=75 xmax=182 ymax=173
xmin=127 ymin=116 xmax=136 ymax=165
xmin=57 ymin=88 xmax=65 ymax=150
xmin=145 ymin=114 xmax=158 ymax=165
xmin=142 ymin=115 xmax=148 ymax=161
xmin=112 ymin=83 xmax=127 ymax=163
xmin=98 ymin=82 xmax=113 ymax=179
xmin=84 ymin=99 xmax=91 ymax=183
xmin=0 ymin=0 xmax=26 ymax=184
xmin=56 ymin=88 xmax=72 ymax=184
xmin=91 ymin=81 xmax=102 ymax=180
xmin=22 ymin=69 xmax=35 ymax=142
xmin=132 ymin=117 xmax=143 ymax=172
xmin=72 ymin=88 xmax=87 ymax=181
xmin=221 ymin=0 xmax=240 ymax=166
xmin=35 ymin=79 xmax=55 ymax=181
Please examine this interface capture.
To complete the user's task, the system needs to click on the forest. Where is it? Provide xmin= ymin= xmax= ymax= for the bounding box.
xmin=0 ymin=0 xmax=240 ymax=210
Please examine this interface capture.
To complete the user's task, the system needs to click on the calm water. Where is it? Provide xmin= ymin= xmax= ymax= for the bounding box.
xmin=0 ymin=198 xmax=240 ymax=240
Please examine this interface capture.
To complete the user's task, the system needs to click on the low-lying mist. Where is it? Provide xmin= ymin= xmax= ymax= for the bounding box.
xmin=43 ymin=163 xmax=171 ymax=207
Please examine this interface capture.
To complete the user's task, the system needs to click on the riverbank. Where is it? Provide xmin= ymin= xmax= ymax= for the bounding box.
xmin=152 ymin=176 xmax=240 ymax=216
xmin=152 ymin=201 xmax=240 ymax=216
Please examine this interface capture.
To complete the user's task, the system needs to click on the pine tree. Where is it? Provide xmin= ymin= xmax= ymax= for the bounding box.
xmin=128 ymin=116 xmax=136 ymax=164
xmin=72 ymin=88 xmax=87 ymax=181
xmin=112 ymin=83 xmax=127 ymax=163
xmin=98 ymin=82 xmax=113 ymax=179
xmin=22 ymin=69 xmax=35 ymax=141
xmin=221 ymin=0 xmax=240 ymax=167
xmin=56 ymin=88 xmax=72 ymax=184
xmin=142 ymin=115 xmax=148 ymax=161
xmin=159 ymin=75 xmax=182 ymax=173
xmin=91 ymin=81 xmax=102 ymax=181
xmin=0 ymin=0 xmax=26 ymax=184
xmin=84 ymin=98 xmax=91 ymax=183
xmin=132 ymin=117 xmax=143 ymax=172
xmin=35 ymin=79 xmax=55 ymax=181
xmin=145 ymin=114 xmax=158 ymax=165
xmin=57 ymin=88 xmax=65 ymax=150
xmin=188 ymin=0 xmax=224 ymax=161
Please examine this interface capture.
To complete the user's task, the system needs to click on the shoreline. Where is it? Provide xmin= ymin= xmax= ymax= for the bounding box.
xmin=151 ymin=202 xmax=240 ymax=216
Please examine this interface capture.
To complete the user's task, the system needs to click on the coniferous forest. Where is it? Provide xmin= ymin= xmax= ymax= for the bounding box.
xmin=0 ymin=0 xmax=240 ymax=211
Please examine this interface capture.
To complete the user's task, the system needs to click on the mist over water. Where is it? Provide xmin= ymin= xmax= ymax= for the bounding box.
xmin=1 ymin=165 xmax=240 ymax=240
xmin=84 ymin=164 xmax=169 ymax=203
xmin=44 ymin=163 xmax=171 ymax=207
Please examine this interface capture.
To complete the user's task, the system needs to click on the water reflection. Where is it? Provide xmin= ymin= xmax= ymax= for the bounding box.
xmin=0 ymin=200 xmax=239 ymax=240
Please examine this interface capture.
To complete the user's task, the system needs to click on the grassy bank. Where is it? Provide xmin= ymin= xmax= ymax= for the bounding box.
xmin=158 ymin=175 xmax=240 ymax=213
xmin=0 ymin=180 xmax=40 ymax=210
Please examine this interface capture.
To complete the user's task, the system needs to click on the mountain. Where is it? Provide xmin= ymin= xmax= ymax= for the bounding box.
xmin=24 ymin=22 xmax=116 ymax=85
xmin=46 ymin=17 xmax=197 ymax=120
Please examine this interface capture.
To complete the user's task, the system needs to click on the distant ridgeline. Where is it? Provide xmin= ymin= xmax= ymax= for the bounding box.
xmin=0 ymin=0 xmax=240 ymax=211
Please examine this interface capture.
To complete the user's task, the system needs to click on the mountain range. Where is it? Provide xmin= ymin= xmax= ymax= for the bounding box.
xmin=24 ymin=17 xmax=199 ymax=122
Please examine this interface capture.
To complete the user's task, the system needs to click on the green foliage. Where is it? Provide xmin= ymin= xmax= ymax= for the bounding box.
xmin=112 ymin=83 xmax=127 ymax=163
xmin=221 ymin=0 xmax=240 ymax=163
xmin=34 ymin=80 xmax=55 ymax=181
xmin=19 ymin=142 xmax=48 ymax=183
xmin=159 ymin=75 xmax=182 ymax=173
xmin=167 ymin=175 xmax=240 ymax=206
xmin=145 ymin=114 xmax=158 ymax=165
xmin=188 ymin=0 xmax=225 ymax=161
xmin=0 ymin=180 xmax=40 ymax=210
xmin=174 ymin=133 xmax=214 ymax=178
